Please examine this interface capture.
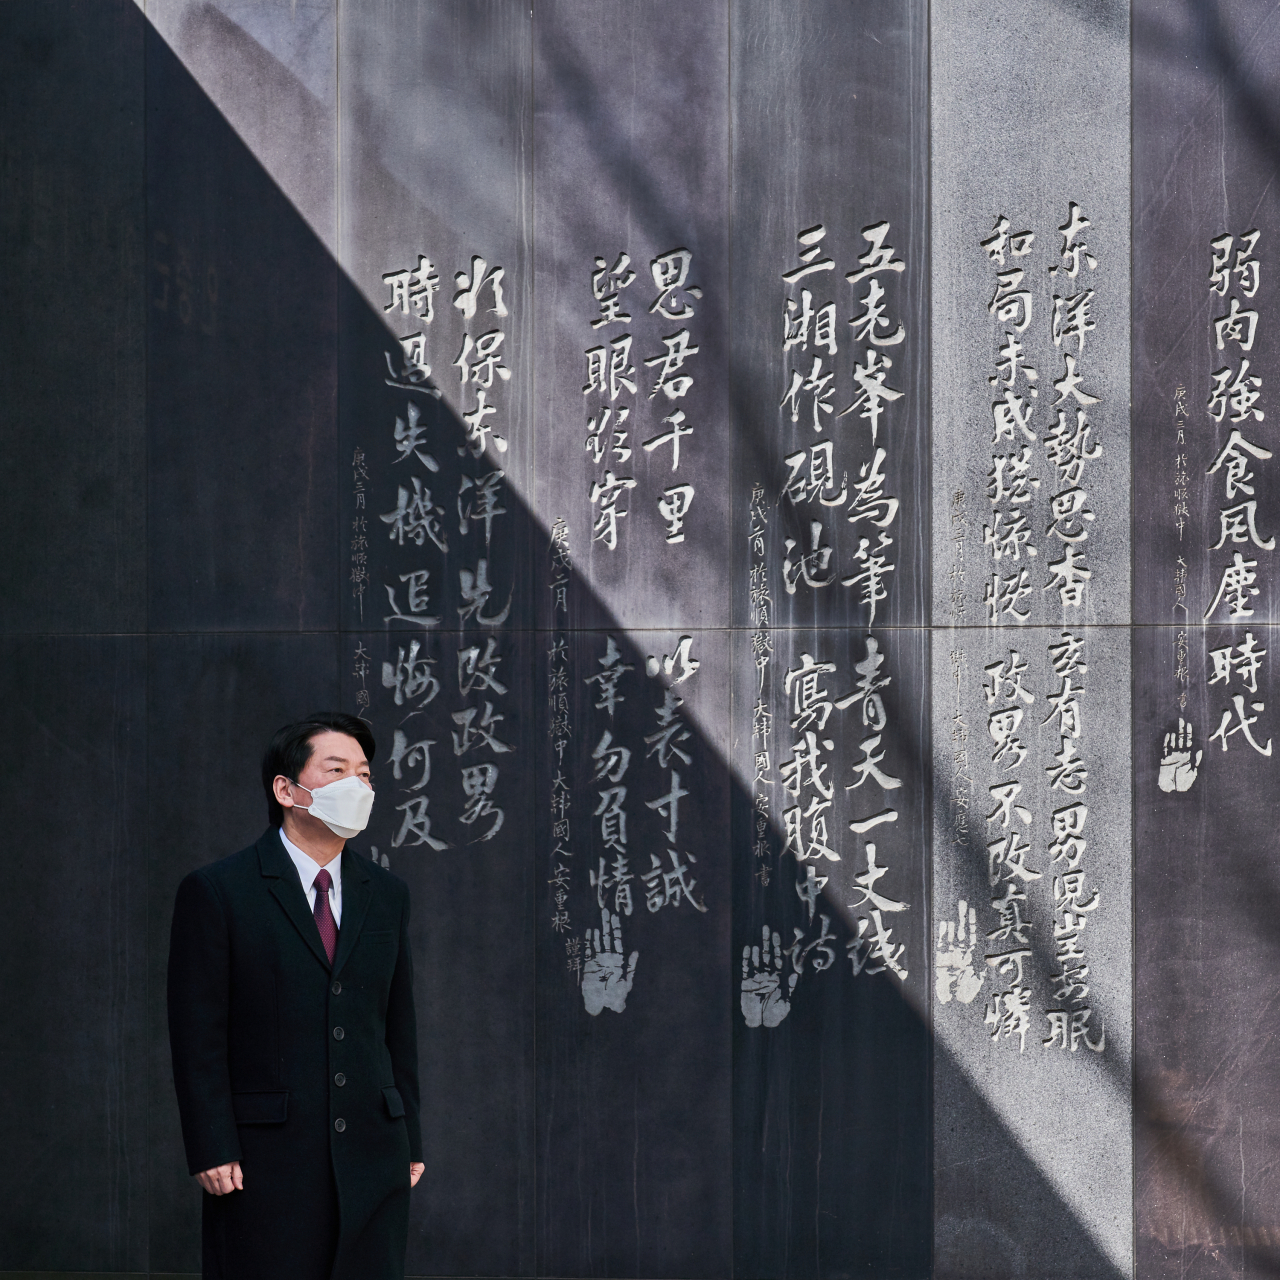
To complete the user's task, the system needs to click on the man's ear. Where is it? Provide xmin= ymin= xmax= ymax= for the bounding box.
xmin=273 ymin=775 xmax=298 ymax=809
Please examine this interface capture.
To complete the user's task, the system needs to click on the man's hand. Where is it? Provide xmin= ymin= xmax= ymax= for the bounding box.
xmin=410 ymin=1162 xmax=425 ymax=1188
xmin=195 ymin=1162 xmax=243 ymax=1196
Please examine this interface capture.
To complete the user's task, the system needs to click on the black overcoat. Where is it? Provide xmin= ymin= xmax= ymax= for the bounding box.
xmin=167 ymin=828 xmax=422 ymax=1280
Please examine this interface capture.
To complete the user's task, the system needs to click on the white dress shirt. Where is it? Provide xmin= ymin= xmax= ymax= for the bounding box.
xmin=280 ymin=827 xmax=343 ymax=926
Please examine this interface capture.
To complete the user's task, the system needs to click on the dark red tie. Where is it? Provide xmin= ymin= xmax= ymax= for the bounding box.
xmin=313 ymin=868 xmax=338 ymax=965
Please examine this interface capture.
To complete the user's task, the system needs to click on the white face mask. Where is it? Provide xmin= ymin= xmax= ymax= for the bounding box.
xmin=292 ymin=775 xmax=375 ymax=839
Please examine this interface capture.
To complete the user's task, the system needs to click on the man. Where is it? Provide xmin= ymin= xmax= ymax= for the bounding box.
xmin=168 ymin=711 xmax=423 ymax=1280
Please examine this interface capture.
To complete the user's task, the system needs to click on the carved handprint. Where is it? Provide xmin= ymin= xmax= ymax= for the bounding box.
xmin=741 ymin=925 xmax=798 ymax=1028
xmin=935 ymin=899 xmax=985 ymax=1005
xmin=1157 ymin=717 xmax=1202 ymax=793
xmin=581 ymin=908 xmax=639 ymax=1016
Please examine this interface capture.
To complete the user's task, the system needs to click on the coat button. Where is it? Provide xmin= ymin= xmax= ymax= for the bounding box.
xmin=334 ymin=1118 xmax=346 ymax=1132
xmin=333 ymin=1026 xmax=344 ymax=1040
xmin=334 ymin=1072 xmax=346 ymax=1087
xmin=332 ymin=981 xmax=342 ymax=995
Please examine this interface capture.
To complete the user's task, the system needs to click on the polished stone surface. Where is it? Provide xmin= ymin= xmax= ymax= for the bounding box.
xmin=6 ymin=1 xmax=1280 ymax=1278
xmin=1133 ymin=4 xmax=1280 ymax=1277
xmin=0 ymin=0 xmax=146 ymax=635
xmin=532 ymin=0 xmax=731 ymax=633
xmin=930 ymin=0 xmax=1134 ymax=1273
xmin=0 ymin=637 xmax=149 ymax=1272
xmin=146 ymin=15 xmax=338 ymax=634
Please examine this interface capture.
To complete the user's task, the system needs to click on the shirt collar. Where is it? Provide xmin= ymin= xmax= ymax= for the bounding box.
xmin=279 ymin=827 xmax=342 ymax=893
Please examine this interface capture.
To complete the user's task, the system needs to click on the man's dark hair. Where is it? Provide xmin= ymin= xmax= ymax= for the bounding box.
xmin=262 ymin=712 xmax=377 ymax=827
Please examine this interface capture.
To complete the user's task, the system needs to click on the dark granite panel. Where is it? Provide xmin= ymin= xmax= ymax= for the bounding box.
xmin=1134 ymin=0 xmax=1280 ymax=629
xmin=1136 ymin=625 xmax=1280 ymax=1280
xmin=142 ymin=0 xmax=337 ymax=259
xmin=1135 ymin=5 xmax=1280 ymax=1277
xmin=335 ymin=11 xmax=536 ymax=1263
xmin=146 ymin=24 xmax=338 ymax=632
xmin=341 ymin=628 xmax=535 ymax=1278
xmin=730 ymin=4 xmax=931 ymax=1276
xmin=536 ymin=627 xmax=733 ymax=1278
xmin=531 ymin=0 xmax=731 ymax=633
xmin=0 ymin=638 xmax=147 ymax=1271
xmin=337 ymin=259 xmax=532 ymax=646
xmin=731 ymin=625 xmax=931 ymax=1280
xmin=730 ymin=0 xmax=930 ymax=636
xmin=337 ymin=0 xmax=532 ymax=643
xmin=145 ymin=633 xmax=339 ymax=1274
xmin=0 ymin=0 xmax=146 ymax=634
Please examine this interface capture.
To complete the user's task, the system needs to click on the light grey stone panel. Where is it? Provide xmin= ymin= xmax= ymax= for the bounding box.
xmin=931 ymin=4 xmax=1133 ymax=1274
xmin=932 ymin=0 xmax=1131 ymax=632
xmin=932 ymin=624 xmax=1132 ymax=1279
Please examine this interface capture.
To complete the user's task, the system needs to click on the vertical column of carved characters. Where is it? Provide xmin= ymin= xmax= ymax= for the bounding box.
xmin=763 ymin=639 xmax=912 ymax=1008
xmin=585 ymin=250 xmax=704 ymax=552
xmin=1041 ymin=206 xmax=1107 ymax=1058
xmin=348 ymin=417 xmax=378 ymax=836
xmin=841 ymin=634 xmax=911 ymax=981
xmin=580 ymin=635 xmax=637 ymax=1014
xmin=644 ymin=250 xmax=702 ymax=545
xmin=578 ymin=629 xmax=637 ymax=1008
xmin=1044 ymin=203 xmax=1102 ymax=614
xmin=450 ymin=257 xmax=516 ymax=848
xmin=741 ymin=482 xmax=788 ymax=1026
xmin=842 ymin=222 xmax=907 ymax=620
xmin=546 ymin=520 xmax=578 ymax=984
xmin=747 ymin=482 xmax=776 ymax=889
xmin=1204 ymin=231 xmax=1276 ymax=764
xmin=947 ymin=488 xmax=970 ymax=622
xmin=841 ymin=225 xmax=912 ymax=982
xmin=979 ymin=213 xmax=1041 ymax=623
xmin=375 ymin=251 xmax=447 ymax=858
xmin=639 ymin=644 xmax=707 ymax=914
xmin=779 ymin=222 xmax=905 ymax=611
xmin=380 ymin=253 xmax=447 ymax=627
xmin=375 ymin=247 xmax=516 ymax=854
xmin=979 ymin=650 xmax=1041 ymax=1052
xmin=346 ymin=640 xmax=389 ymax=867
xmin=744 ymin=221 xmax=913 ymax=1029
xmin=1042 ymin=631 xmax=1104 ymax=1055
xmin=1167 ymin=382 xmax=1193 ymax=750
xmin=350 ymin=448 xmax=371 ymax=630
xmin=584 ymin=255 xmax=638 ymax=550
xmin=779 ymin=225 xmax=844 ymax=595
xmin=578 ymin=631 xmax=712 ymax=1017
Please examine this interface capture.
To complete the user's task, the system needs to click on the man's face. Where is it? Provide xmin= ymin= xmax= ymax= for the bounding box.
xmin=276 ymin=730 xmax=372 ymax=831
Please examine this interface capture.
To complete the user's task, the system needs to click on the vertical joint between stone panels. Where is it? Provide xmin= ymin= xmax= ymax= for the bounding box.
xmin=335 ymin=0 xmax=344 ymax=701
xmin=141 ymin=8 xmax=153 ymax=1273
xmin=526 ymin=5 xmax=538 ymax=1276
xmin=1126 ymin=0 xmax=1138 ymax=1272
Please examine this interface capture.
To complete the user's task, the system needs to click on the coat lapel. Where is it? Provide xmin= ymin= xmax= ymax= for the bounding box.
xmin=258 ymin=828 xmax=332 ymax=971
xmin=331 ymin=848 xmax=373 ymax=978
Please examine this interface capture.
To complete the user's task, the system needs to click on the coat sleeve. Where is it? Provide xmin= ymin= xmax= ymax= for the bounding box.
xmin=167 ymin=869 xmax=242 ymax=1176
xmin=385 ymin=880 xmax=423 ymax=1164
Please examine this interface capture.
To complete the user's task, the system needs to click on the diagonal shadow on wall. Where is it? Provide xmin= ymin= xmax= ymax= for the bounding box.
xmin=7 ymin=0 xmax=1273 ymax=1277
xmin=138 ymin=11 xmax=1134 ymax=1280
